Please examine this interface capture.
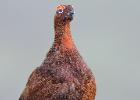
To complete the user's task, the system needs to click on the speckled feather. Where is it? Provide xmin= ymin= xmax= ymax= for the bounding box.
xmin=19 ymin=5 xmax=96 ymax=100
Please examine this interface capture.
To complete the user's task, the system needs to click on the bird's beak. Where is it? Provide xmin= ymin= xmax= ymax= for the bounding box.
xmin=67 ymin=5 xmax=75 ymax=20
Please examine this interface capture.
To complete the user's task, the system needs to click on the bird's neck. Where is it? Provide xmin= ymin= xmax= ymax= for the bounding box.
xmin=53 ymin=21 xmax=75 ymax=49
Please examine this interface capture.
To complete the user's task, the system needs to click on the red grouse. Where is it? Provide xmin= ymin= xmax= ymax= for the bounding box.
xmin=19 ymin=5 xmax=96 ymax=100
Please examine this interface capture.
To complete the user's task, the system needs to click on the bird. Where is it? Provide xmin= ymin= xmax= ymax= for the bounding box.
xmin=19 ymin=5 xmax=96 ymax=100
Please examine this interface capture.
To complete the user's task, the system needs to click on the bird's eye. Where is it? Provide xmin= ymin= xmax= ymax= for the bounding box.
xmin=57 ymin=9 xmax=63 ymax=14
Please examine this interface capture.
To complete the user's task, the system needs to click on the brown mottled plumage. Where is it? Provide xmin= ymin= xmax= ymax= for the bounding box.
xmin=19 ymin=5 xmax=96 ymax=100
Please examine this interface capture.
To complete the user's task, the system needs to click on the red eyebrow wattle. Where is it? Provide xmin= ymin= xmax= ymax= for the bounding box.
xmin=56 ymin=5 xmax=65 ymax=10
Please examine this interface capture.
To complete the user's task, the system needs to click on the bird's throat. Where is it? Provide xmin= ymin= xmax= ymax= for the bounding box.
xmin=54 ymin=22 xmax=75 ymax=49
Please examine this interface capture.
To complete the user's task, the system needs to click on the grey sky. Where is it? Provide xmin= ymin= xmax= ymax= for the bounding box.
xmin=0 ymin=0 xmax=140 ymax=100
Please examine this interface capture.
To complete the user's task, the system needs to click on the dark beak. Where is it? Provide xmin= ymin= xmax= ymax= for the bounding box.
xmin=67 ymin=5 xmax=74 ymax=20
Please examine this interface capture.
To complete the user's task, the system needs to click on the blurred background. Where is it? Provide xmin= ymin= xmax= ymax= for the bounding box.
xmin=0 ymin=0 xmax=140 ymax=100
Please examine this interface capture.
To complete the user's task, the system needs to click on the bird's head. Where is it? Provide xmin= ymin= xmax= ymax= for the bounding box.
xmin=55 ymin=5 xmax=74 ymax=23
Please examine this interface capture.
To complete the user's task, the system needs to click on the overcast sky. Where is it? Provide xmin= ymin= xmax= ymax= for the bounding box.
xmin=0 ymin=0 xmax=140 ymax=100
